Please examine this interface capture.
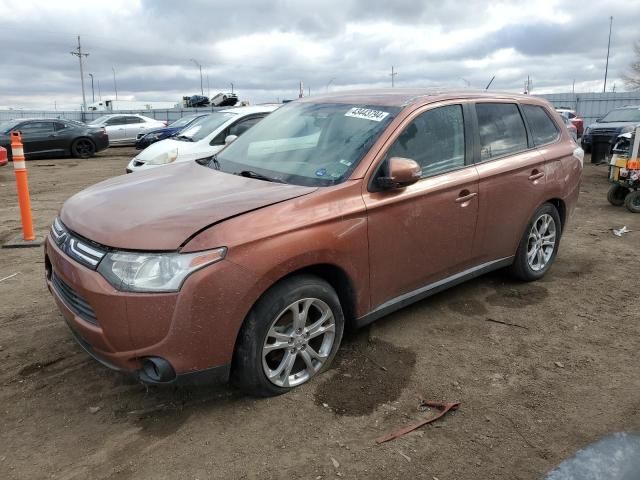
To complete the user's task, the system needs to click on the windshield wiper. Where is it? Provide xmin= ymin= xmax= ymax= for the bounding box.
xmin=235 ymin=170 xmax=284 ymax=183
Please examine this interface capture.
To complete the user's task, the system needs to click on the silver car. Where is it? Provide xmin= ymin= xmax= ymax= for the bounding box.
xmin=87 ymin=114 xmax=166 ymax=145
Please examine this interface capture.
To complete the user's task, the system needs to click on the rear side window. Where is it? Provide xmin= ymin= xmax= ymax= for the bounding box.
xmin=475 ymin=103 xmax=528 ymax=161
xmin=387 ymin=104 xmax=465 ymax=177
xmin=125 ymin=116 xmax=144 ymax=124
xmin=522 ymin=104 xmax=560 ymax=146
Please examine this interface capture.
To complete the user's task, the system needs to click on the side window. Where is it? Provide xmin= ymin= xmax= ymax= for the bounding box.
xmin=522 ymin=104 xmax=560 ymax=146
xmin=229 ymin=116 xmax=263 ymax=136
xmin=54 ymin=122 xmax=68 ymax=131
xmin=386 ymin=105 xmax=465 ymax=177
xmin=105 ymin=117 xmax=126 ymax=126
xmin=125 ymin=116 xmax=144 ymax=124
xmin=475 ymin=103 xmax=528 ymax=161
xmin=19 ymin=121 xmax=55 ymax=134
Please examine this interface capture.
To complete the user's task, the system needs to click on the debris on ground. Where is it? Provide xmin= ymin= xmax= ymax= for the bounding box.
xmin=0 ymin=273 xmax=19 ymax=283
xmin=612 ymin=226 xmax=631 ymax=236
xmin=485 ymin=318 xmax=529 ymax=329
xmin=376 ymin=400 xmax=461 ymax=444
xmin=554 ymin=362 xmax=565 ymax=368
xmin=330 ymin=457 xmax=340 ymax=469
xmin=88 ymin=406 xmax=102 ymax=414
xmin=398 ymin=451 xmax=411 ymax=462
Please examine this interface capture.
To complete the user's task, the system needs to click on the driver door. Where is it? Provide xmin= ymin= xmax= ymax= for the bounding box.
xmin=363 ymin=103 xmax=479 ymax=309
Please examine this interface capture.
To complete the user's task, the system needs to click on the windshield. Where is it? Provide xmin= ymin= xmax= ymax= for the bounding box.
xmin=170 ymin=115 xmax=203 ymax=129
xmin=0 ymin=119 xmax=22 ymax=133
xmin=177 ymin=112 xmax=235 ymax=141
xmin=600 ymin=108 xmax=640 ymax=123
xmin=88 ymin=115 xmax=111 ymax=125
xmin=213 ymin=102 xmax=400 ymax=186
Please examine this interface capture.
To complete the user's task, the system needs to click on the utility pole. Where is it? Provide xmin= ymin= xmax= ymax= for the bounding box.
xmin=88 ymin=73 xmax=95 ymax=102
xmin=112 ymin=67 xmax=118 ymax=100
xmin=299 ymin=81 xmax=304 ymax=98
xmin=603 ymin=16 xmax=613 ymax=93
xmin=70 ymin=35 xmax=89 ymax=112
xmin=230 ymin=82 xmax=234 ymax=94
xmin=190 ymin=59 xmax=203 ymax=96
xmin=390 ymin=66 xmax=398 ymax=87
xmin=97 ymin=79 xmax=101 ymax=100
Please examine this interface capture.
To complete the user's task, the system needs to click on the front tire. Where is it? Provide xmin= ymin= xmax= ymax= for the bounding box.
xmin=624 ymin=190 xmax=640 ymax=213
xmin=71 ymin=138 xmax=96 ymax=158
xmin=509 ymin=203 xmax=561 ymax=282
xmin=232 ymin=274 xmax=344 ymax=397
xmin=607 ymin=184 xmax=629 ymax=206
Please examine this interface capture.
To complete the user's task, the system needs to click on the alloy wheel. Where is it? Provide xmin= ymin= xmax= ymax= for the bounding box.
xmin=262 ymin=298 xmax=336 ymax=388
xmin=526 ymin=213 xmax=556 ymax=272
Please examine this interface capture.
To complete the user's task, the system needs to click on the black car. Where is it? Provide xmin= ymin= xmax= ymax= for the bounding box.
xmin=581 ymin=106 xmax=640 ymax=156
xmin=0 ymin=118 xmax=109 ymax=159
xmin=134 ymin=113 xmax=209 ymax=150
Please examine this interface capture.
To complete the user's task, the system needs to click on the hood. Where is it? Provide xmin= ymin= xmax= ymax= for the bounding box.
xmin=144 ymin=126 xmax=180 ymax=136
xmin=588 ymin=121 xmax=639 ymax=131
xmin=60 ymin=161 xmax=317 ymax=250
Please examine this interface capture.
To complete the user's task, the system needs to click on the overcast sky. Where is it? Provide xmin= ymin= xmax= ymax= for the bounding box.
xmin=0 ymin=0 xmax=638 ymax=109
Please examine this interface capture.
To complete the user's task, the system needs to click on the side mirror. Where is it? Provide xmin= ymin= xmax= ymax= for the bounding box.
xmin=377 ymin=157 xmax=422 ymax=189
xmin=225 ymin=134 xmax=238 ymax=145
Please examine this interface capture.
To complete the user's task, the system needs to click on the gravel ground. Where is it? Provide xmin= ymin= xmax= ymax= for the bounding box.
xmin=0 ymin=148 xmax=638 ymax=480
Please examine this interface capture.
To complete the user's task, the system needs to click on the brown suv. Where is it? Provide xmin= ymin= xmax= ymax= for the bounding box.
xmin=45 ymin=89 xmax=583 ymax=396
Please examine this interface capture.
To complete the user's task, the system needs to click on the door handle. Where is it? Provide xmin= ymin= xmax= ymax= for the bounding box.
xmin=455 ymin=191 xmax=478 ymax=203
xmin=528 ymin=171 xmax=545 ymax=181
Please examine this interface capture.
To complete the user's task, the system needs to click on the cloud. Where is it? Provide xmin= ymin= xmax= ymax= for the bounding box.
xmin=0 ymin=0 xmax=638 ymax=108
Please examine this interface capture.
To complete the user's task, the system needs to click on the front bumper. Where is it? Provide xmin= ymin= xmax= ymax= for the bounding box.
xmin=93 ymin=134 xmax=110 ymax=153
xmin=44 ymin=235 xmax=255 ymax=385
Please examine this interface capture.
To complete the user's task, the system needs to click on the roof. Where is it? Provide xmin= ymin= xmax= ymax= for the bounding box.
xmin=219 ymin=105 xmax=280 ymax=114
xmin=297 ymin=88 xmax=545 ymax=108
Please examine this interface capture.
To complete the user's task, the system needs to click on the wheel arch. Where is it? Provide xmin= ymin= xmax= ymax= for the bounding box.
xmin=547 ymin=198 xmax=566 ymax=233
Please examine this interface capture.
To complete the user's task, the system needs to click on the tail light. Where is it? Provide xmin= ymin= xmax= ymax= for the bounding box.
xmin=628 ymin=159 xmax=639 ymax=170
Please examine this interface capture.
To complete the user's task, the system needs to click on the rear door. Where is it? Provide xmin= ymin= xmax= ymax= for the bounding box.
xmin=104 ymin=116 xmax=128 ymax=142
xmin=471 ymin=102 xmax=547 ymax=263
xmin=125 ymin=116 xmax=152 ymax=141
xmin=363 ymin=102 xmax=479 ymax=308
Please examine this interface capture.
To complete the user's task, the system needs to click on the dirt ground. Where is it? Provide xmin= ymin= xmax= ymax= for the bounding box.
xmin=0 ymin=148 xmax=639 ymax=480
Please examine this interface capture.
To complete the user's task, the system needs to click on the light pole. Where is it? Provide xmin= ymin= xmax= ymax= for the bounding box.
xmin=88 ymin=73 xmax=95 ymax=102
xmin=190 ymin=58 xmax=204 ymax=96
xmin=230 ymin=82 xmax=234 ymax=94
xmin=112 ymin=66 xmax=118 ymax=100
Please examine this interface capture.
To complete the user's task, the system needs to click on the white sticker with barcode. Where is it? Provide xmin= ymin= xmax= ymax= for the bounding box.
xmin=344 ymin=107 xmax=389 ymax=122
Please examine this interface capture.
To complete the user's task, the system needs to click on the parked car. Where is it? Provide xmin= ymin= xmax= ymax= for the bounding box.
xmin=211 ymin=92 xmax=238 ymax=107
xmin=0 ymin=146 xmax=7 ymax=166
xmin=581 ymin=105 xmax=640 ymax=154
xmin=555 ymin=108 xmax=584 ymax=137
xmin=0 ymin=118 xmax=109 ymax=159
xmin=559 ymin=112 xmax=578 ymax=142
xmin=135 ymin=114 xmax=210 ymax=150
xmin=126 ymin=105 xmax=278 ymax=173
xmin=45 ymin=89 xmax=582 ymax=395
xmin=87 ymin=114 xmax=166 ymax=146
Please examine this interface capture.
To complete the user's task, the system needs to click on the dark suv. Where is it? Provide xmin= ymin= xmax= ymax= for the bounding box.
xmin=581 ymin=105 xmax=640 ymax=155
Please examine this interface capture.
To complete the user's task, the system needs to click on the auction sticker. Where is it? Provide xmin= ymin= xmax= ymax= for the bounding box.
xmin=345 ymin=107 xmax=389 ymax=122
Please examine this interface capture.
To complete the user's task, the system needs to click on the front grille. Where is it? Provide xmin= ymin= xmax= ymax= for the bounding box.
xmin=50 ymin=218 xmax=107 ymax=270
xmin=51 ymin=272 xmax=98 ymax=325
xmin=592 ymin=128 xmax=618 ymax=136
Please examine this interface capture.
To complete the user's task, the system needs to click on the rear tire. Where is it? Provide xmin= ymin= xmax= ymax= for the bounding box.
xmin=71 ymin=138 xmax=96 ymax=158
xmin=624 ymin=190 xmax=640 ymax=213
xmin=607 ymin=184 xmax=630 ymax=206
xmin=232 ymin=274 xmax=344 ymax=397
xmin=509 ymin=203 xmax=561 ymax=282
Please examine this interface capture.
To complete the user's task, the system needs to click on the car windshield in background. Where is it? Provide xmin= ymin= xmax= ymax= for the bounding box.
xmin=600 ymin=109 xmax=640 ymax=123
xmin=0 ymin=120 xmax=22 ymax=133
xmin=177 ymin=112 xmax=236 ymax=141
xmin=214 ymin=102 xmax=400 ymax=187
xmin=170 ymin=115 xmax=201 ymax=129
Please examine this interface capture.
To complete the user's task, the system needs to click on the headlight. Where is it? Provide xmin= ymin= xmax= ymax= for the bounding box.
xmin=620 ymin=125 xmax=636 ymax=134
xmin=97 ymin=247 xmax=226 ymax=292
xmin=147 ymin=148 xmax=178 ymax=165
